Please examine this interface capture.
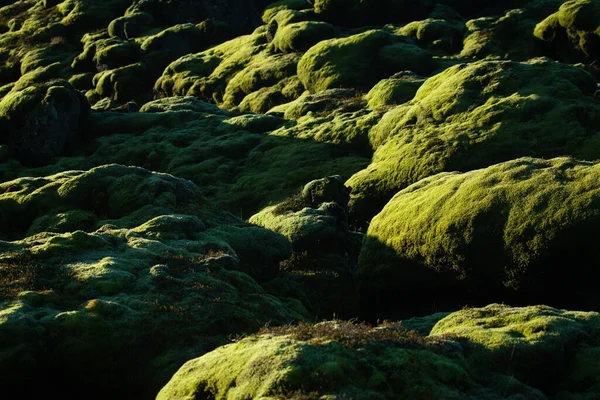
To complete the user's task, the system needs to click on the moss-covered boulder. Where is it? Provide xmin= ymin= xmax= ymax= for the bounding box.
xmin=107 ymin=11 xmax=154 ymax=39
xmin=298 ymin=29 xmax=434 ymax=93
xmin=157 ymin=315 xmax=557 ymax=399
xmin=347 ymin=58 xmax=600 ymax=223
xmin=0 ymin=80 xmax=88 ymax=166
xmin=0 ymin=164 xmax=305 ymax=398
xmin=140 ymin=23 xmax=207 ymax=68
xmin=535 ymin=0 xmax=600 ymax=61
xmin=154 ymin=32 xmax=268 ymax=104
xmin=356 ymin=157 xmax=600 ymax=317
xmin=272 ymin=20 xmax=336 ymax=53
xmin=398 ymin=18 xmax=465 ymax=53
xmin=431 ymin=304 xmax=600 ymax=396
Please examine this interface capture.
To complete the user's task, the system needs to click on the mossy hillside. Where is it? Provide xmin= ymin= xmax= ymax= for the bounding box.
xmin=0 ymin=79 xmax=88 ymax=166
xmin=535 ymin=0 xmax=600 ymax=61
xmin=356 ymin=157 xmax=600 ymax=316
xmin=0 ymin=220 xmax=305 ymax=398
xmin=0 ymin=164 xmax=296 ymax=279
xmin=297 ymin=29 xmax=434 ymax=93
xmin=157 ymin=317 xmax=551 ymax=400
xmin=346 ymin=58 xmax=600 ymax=224
xmin=431 ymin=304 xmax=600 ymax=395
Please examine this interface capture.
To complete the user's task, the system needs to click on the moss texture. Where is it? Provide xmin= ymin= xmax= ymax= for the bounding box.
xmin=0 ymin=164 xmax=305 ymax=398
xmin=347 ymin=58 xmax=600 ymax=223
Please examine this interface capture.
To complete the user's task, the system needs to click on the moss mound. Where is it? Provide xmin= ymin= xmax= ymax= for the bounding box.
xmin=0 ymin=79 xmax=89 ymax=166
xmin=356 ymin=157 xmax=600 ymax=316
xmin=160 ymin=301 xmax=600 ymax=399
xmin=298 ymin=29 xmax=434 ymax=93
xmin=0 ymin=164 xmax=305 ymax=398
xmin=347 ymin=58 xmax=600 ymax=224
xmin=535 ymin=0 xmax=600 ymax=62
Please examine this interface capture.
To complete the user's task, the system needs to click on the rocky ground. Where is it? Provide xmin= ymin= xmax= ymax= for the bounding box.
xmin=1 ymin=0 xmax=600 ymax=398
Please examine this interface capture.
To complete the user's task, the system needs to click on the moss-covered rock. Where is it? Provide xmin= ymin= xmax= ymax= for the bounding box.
xmin=298 ymin=29 xmax=434 ymax=93
xmin=272 ymin=20 xmax=336 ymax=53
xmin=431 ymin=304 xmax=600 ymax=395
xmin=347 ymin=58 xmax=600 ymax=224
xmin=157 ymin=315 xmax=555 ymax=399
xmin=107 ymin=11 xmax=154 ymax=39
xmin=140 ymin=23 xmax=206 ymax=67
xmin=356 ymin=157 xmax=600 ymax=317
xmin=398 ymin=18 xmax=465 ymax=53
xmin=0 ymin=79 xmax=88 ymax=166
xmin=154 ymin=32 xmax=268 ymax=104
xmin=534 ymin=0 xmax=600 ymax=62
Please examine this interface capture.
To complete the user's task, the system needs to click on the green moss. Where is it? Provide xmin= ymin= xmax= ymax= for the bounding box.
xmin=297 ymin=30 xmax=433 ymax=93
xmin=534 ymin=0 xmax=600 ymax=61
xmin=140 ymin=23 xmax=206 ymax=64
xmin=57 ymin=0 xmax=131 ymax=31
xmin=158 ymin=317 xmax=548 ymax=399
xmin=92 ymin=62 xmax=151 ymax=102
xmin=347 ymin=58 xmax=600 ymax=223
xmin=356 ymin=157 xmax=600 ymax=309
xmin=262 ymin=0 xmax=310 ymax=23
xmin=154 ymin=32 xmax=268 ymax=104
xmin=273 ymin=20 xmax=336 ymax=53
xmin=108 ymin=11 xmax=153 ymax=39
xmin=365 ymin=72 xmax=425 ymax=109
xmin=397 ymin=18 xmax=465 ymax=53
xmin=222 ymin=52 xmax=300 ymax=109
xmin=431 ymin=304 xmax=600 ymax=393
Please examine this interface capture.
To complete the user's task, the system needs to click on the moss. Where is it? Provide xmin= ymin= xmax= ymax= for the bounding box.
xmin=107 ymin=11 xmax=154 ymax=39
xmin=461 ymin=4 xmax=561 ymax=60
xmin=0 ymin=79 xmax=88 ymax=166
xmin=431 ymin=304 xmax=600 ymax=393
xmin=236 ymin=76 xmax=304 ymax=114
xmin=140 ymin=23 xmax=206 ymax=65
xmin=397 ymin=18 xmax=465 ymax=53
xmin=347 ymin=58 xmax=600 ymax=224
xmin=57 ymin=0 xmax=131 ymax=31
xmin=534 ymin=0 xmax=600 ymax=61
xmin=139 ymin=96 xmax=228 ymax=115
xmin=365 ymin=72 xmax=425 ymax=108
xmin=297 ymin=30 xmax=433 ymax=93
xmin=158 ymin=318 xmax=548 ymax=399
xmin=356 ymin=157 xmax=600 ymax=313
xmin=272 ymin=20 xmax=336 ymax=53
xmin=0 ymin=163 xmax=307 ymax=397
xmin=262 ymin=0 xmax=311 ymax=23
xmin=222 ymin=52 xmax=300 ymax=109
xmin=92 ymin=62 xmax=151 ymax=102
xmin=154 ymin=32 xmax=268 ymax=104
